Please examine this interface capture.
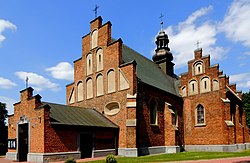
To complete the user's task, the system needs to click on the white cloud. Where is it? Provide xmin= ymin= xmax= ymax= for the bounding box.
xmin=0 ymin=96 xmax=17 ymax=115
xmin=244 ymin=51 xmax=250 ymax=56
xmin=46 ymin=62 xmax=74 ymax=81
xmin=15 ymin=71 xmax=60 ymax=92
xmin=165 ymin=6 xmax=227 ymax=68
xmin=0 ymin=19 xmax=16 ymax=46
xmin=230 ymin=73 xmax=250 ymax=89
xmin=0 ymin=77 xmax=17 ymax=89
xmin=220 ymin=0 xmax=250 ymax=48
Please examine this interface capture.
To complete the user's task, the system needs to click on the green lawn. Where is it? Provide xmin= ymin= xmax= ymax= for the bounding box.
xmin=83 ymin=149 xmax=250 ymax=163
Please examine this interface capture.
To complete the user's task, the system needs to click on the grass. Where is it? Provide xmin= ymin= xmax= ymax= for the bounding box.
xmin=83 ymin=149 xmax=250 ymax=163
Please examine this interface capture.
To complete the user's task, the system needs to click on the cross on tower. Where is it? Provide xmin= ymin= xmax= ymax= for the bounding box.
xmin=159 ymin=13 xmax=164 ymax=30
xmin=195 ymin=40 xmax=201 ymax=49
xmin=93 ymin=5 xmax=99 ymax=18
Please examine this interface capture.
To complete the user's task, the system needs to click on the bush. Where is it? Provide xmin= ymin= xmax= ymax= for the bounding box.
xmin=105 ymin=154 xmax=117 ymax=163
xmin=65 ymin=158 xmax=76 ymax=163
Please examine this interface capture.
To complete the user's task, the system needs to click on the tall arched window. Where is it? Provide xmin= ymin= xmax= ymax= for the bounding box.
xmin=86 ymin=78 xmax=93 ymax=99
xmin=195 ymin=104 xmax=205 ymax=125
xmin=96 ymin=74 xmax=104 ymax=96
xmin=193 ymin=61 xmax=204 ymax=75
xmin=213 ymin=79 xmax=219 ymax=91
xmin=200 ymin=76 xmax=211 ymax=93
xmin=86 ymin=53 xmax=93 ymax=75
xmin=96 ymin=48 xmax=103 ymax=71
xmin=91 ymin=29 xmax=98 ymax=48
xmin=189 ymin=80 xmax=198 ymax=95
xmin=150 ymin=100 xmax=158 ymax=125
xmin=107 ymin=69 xmax=116 ymax=93
xmin=77 ymin=81 xmax=83 ymax=101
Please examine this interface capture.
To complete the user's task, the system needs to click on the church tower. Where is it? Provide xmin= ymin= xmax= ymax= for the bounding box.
xmin=152 ymin=19 xmax=174 ymax=76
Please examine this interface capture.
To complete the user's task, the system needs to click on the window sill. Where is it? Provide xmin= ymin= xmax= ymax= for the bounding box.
xmin=150 ymin=124 xmax=158 ymax=127
xmin=195 ymin=124 xmax=206 ymax=127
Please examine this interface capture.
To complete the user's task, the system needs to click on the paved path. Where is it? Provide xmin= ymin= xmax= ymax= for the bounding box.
xmin=1 ymin=156 xmax=250 ymax=163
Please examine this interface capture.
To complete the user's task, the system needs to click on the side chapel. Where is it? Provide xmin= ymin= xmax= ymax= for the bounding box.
xmin=6 ymin=16 xmax=250 ymax=162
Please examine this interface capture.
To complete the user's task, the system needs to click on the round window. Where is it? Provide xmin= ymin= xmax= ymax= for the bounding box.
xmin=104 ymin=102 xmax=120 ymax=116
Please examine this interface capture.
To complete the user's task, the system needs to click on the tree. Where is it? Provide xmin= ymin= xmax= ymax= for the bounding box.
xmin=242 ymin=91 xmax=250 ymax=128
xmin=0 ymin=102 xmax=8 ymax=128
xmin=0 ymin=102 xmax=8 ymax=155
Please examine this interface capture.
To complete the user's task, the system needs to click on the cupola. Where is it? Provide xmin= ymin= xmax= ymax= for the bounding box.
xmin=152 ymin=18 xmax=175 ymax=76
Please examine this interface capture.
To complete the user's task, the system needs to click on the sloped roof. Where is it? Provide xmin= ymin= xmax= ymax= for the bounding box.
xmin=43 ymin=102 xmax=118 ymax=128
xmin=122 ymin=44 xmax=180 ymax=97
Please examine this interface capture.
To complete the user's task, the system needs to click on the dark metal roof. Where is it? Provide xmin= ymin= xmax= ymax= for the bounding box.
xmin=122 ymin=44 xmax=180 ymax=97
xmin=43 ymin=102 xmax=118 ymax=128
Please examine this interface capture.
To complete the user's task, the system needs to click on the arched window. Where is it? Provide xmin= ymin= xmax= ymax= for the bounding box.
xmin=86 ymin=53 xmax=92 ymax=75
xmin=200 ymin=77 xmax=211 ymax=93
xmin=181 ymin=86 xmax=187 ymax=97
xmin=86 ymin=78 xmax=93 ymax=99
xmin=195 ymin=104 xmax=205 ymax=125
xmin=188 ymin=80 xmax=198 ymax=95
xmin=107 ymin=69 xmax=116 ymax=93
xmin=77 ymin=81 xmax=83 ymax=101
xmin=213 ymin=79 xmax=219 ymax=91
xmin=96 ymin=74 xmax=104 ymax=96
xmin=150 ymin=100 xmax=158 ymax=125
xmin=193 ymin=61 xmax=204 ymax=75
xmin=96 ymin=48 xmax=103 ymax=71
xmin=69 ymin=88 xmax=75 ymax=104
xmin=91 ymin=29 xmax=98 ymax=48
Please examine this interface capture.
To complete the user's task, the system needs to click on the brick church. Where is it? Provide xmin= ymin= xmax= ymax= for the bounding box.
xmin=6 ymin=16 xmax=250 ymax=162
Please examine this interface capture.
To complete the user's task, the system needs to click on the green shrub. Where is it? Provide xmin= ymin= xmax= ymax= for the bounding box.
xmin=105 ymin=154 xmax=117 ymax=163
xmin=65 ymin=158 xmax=76 ymax=163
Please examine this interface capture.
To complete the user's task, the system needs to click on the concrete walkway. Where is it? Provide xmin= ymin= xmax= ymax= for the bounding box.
xmin=1 ymin=155 xmax=250 ymax=163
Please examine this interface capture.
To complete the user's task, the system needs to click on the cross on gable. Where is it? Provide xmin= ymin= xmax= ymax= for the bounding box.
xmin=195 ymin=40 xmax=201 ymax=49
xmin=93 ymin=5 xmax=99 ymax=18
xmin=26 ymin=76 xmax=29 ymax=88
xmin=159 ymin=13 xmax=164 ymax=29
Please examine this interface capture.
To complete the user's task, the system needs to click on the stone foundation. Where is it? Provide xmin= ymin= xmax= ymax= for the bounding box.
xmin=185 ymin=144 xmax=238 ymax=152
xmin=93 ymin=149 xmax=116 ymax=157
xmin=5 ymin=152 xmax=17 ymax=161
xmin=28 ymin=151 xmax=81 ymax=163
xmin=118 ymin=146 xmax=180 ymax=157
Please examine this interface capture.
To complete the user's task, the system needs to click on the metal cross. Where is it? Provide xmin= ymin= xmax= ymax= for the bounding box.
xmin=159 ymin=13 xmax=164 ymax=30
xmin=195 ymin=40 xmax=201 ymax=49
xmin=93 ymin=5 xmax=99 ymax=18
xmin=26 ymin=76 xmax=29 ymax=88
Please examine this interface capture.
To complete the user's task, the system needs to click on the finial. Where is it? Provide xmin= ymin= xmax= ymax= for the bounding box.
xmin=93 ymin=5 xmax=99 ymax=18
xmin=159 ymin=13 xmax=164 ymax=30
xmin=26 ymin=76 xmax=29 ymax=88
xmin=195 ymin=40 xmax=201 ymax=49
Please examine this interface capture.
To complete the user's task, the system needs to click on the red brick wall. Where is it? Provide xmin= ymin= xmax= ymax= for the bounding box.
xmin=8 ymin=88 xmax=45 ymax=153
xmin=181 ymin=49 xmax=250 ymax=146
xmin=136 ymin=82 xmax=183 ymax=148
xmin=66 ymin=17 xmax=137 ymax=149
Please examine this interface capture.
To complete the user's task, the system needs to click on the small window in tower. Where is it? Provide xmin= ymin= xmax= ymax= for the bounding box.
xmin=198 ymin=66 xmax=201 ymax=73
xmin=204 ymin=81 xmax=207 ymax=89
xmin=192 ymin=84 xmax=195 ymax=92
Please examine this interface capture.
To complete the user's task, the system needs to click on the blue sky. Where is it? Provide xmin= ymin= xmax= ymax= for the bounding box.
xmin=0 ymin=0 xmax=250 ymax=115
